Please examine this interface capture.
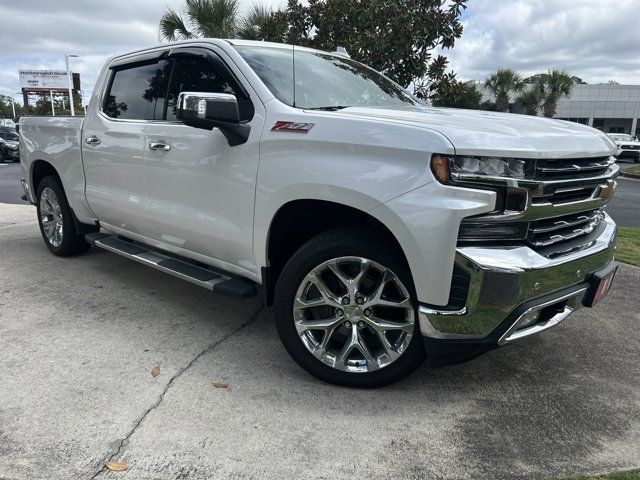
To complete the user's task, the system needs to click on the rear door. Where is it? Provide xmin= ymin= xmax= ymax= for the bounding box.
xmin=82 ymin=55 xmax=169 ymax=233
xmin=143 ymin=48 xmax=263 ymax=274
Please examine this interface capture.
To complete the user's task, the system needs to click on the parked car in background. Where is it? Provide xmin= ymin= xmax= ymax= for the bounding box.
xmin=0 ymin=128 xmax=20 ymax=162
xmin=607 ymin=133 xmax=640 ymax=162
xmin=19 ymin=39 xmax=619 ymax=387
xmin=0 ymin=118 xmax=17 ymax=130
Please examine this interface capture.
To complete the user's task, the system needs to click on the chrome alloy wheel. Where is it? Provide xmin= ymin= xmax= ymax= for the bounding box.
xmin=39 ymin=187 xmax=64 ymax=247
xmin=293 ymin=256 xmax=415 ymax=373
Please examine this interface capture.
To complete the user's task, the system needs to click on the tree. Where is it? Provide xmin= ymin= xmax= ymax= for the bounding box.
xmin=259 ymin=0 xmax=468 ymax=99
xmin=236 ymin=4 xmax=273 ymax=40
xmin=29 ymin=92 xmax=84 ymax=116
xmin=160 ymin=0 xmax=468 ymax=100
xmin=485 ymin=69 xmax=524 ymax=112
xmin=431 ymin=80 xmax=482 ymax=110
xmin=540 ymin=69 xmax=573 ymax=118
xmin=160 ymin=0 xmax=273 ymax=41
xmin=516 ymin=78 xmax=545 ymax=116
xmin=0 ymin=95 xmax=17 ymax=119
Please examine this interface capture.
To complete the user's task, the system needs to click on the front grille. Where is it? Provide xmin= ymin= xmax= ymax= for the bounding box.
xmin=535 ymin=156 xmax=614 ymax=181
xmin=527 ymin=209 xmax=604 ymax=247
xmin=622 ymin=145 xmax=640 ymax=150
xmin=454 ymin=154 xmax=616 ymax=258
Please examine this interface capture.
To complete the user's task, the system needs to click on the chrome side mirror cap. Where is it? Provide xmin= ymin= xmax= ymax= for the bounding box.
xmin=177 ymin=92 xmax=250 ymax=146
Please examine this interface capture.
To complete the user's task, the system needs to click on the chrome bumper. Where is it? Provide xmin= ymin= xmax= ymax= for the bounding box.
xmin=419 ymin=213 xmax=617 ymax=343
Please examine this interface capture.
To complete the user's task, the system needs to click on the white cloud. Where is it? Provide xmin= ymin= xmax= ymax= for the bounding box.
xmin=447 ymin=0 xmax=640 ymax=84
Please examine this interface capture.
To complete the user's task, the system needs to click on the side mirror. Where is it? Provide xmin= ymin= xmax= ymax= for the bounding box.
xmin=177 ymin=92 xmax=250 ymax=146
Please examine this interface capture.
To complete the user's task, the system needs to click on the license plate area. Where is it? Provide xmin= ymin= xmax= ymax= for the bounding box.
xmin=583 ymin=262 xmax=617 ymax=307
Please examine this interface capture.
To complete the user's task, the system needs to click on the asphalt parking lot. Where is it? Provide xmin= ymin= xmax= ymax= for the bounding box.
xmin=1 ymin=203 xmax=639 ymax=480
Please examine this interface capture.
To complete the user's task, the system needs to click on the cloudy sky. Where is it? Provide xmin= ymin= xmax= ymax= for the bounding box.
xmin=1 ymin=0 xmax=639 ymax=104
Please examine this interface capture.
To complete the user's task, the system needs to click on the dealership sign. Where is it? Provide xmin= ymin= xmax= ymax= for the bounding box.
xmin=19 ymin=70 xmax=69 ymax=90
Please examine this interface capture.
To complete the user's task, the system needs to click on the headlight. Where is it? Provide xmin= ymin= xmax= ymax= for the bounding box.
xmin=431 ymin=154 xmax=531 ymax=183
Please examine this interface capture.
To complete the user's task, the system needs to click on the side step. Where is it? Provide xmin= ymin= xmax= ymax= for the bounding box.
xmin=85 ymin=232 xmax=257 ymax=299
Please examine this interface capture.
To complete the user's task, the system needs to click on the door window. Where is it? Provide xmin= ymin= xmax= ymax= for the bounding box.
xmin=104 ymin=61 xmax=168 ymax=120
xmin=164 ymin=55 xmax=252 ymax=121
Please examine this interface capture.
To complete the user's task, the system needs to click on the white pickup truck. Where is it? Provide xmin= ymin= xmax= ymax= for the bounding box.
xmin=20 ymin=39 xmax=619 ymax=387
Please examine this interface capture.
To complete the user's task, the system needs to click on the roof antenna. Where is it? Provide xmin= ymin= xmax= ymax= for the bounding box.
xmin=292 ymin=44 xmax=297 ymax=108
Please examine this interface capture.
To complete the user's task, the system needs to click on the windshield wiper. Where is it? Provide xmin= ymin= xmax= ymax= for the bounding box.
xmin=306 ymin=105 xmax=351 ymax=111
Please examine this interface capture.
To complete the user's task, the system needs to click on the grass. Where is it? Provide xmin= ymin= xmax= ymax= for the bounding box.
xmin=560 ymin=470 xmax=640 ymax=480
xmin=624 ymin=165 xmax=640 ymax=176
xmin=616 ymin=227 xmax=640 ymax=267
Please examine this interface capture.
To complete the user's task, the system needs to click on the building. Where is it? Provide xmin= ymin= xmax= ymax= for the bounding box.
xmin=554 ymin=84 xmax=640 ymax=136
xmin=480 ymin=83 xmax=640 ymax=137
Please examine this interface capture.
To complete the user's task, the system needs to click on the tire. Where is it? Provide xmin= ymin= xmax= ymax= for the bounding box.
xmin=274 ymin=228 xmax=426 ymax=388
xmin=36 ymin=175 xmax=91 ymax=256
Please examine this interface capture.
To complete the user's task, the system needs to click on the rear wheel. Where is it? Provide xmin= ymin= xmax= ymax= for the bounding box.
xmin=36 ymin=175 xmax=91 ymax=256
xmin=274 ymin=228 xmax=425 ymax=387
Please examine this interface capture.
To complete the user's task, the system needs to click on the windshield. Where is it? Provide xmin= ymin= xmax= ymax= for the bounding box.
xmin=235 ymin=46 xmax=421 ymax=110
xmin=608 ymin=133 xmax=635 ymax=141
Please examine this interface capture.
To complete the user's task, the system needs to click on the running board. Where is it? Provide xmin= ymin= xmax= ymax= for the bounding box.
xmin=85 ymin=232 xmax=257 ymax=298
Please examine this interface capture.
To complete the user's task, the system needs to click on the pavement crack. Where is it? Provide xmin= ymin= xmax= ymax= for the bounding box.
xmin=88 ymin=303 xmax=264 ymax=479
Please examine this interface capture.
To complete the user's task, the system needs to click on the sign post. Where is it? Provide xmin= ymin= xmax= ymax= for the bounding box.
xmin=49 ymin=91 xmax=55 ymax=116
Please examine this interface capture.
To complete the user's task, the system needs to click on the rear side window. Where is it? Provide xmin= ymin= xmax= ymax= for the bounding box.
xmin=104 ymin=61 xmax=168 ymax=120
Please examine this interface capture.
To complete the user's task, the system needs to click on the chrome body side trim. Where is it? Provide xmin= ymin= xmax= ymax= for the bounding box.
xmin=419 ymin=214 xmax=616 ymax=340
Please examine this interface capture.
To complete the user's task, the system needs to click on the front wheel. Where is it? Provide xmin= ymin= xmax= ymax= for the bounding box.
xmin=274 ymin=228 xmax=425 ymax=388
xmin=36 ymin=175 xmax=91 ymax=256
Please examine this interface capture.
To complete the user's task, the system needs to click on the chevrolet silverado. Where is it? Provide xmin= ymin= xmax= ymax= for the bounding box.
xmin=20 ymin=39 xmax=619 ymax=387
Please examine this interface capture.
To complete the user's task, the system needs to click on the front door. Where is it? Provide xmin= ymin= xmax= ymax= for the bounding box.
xmin=143 ymin=49 xmax=263 ymax=276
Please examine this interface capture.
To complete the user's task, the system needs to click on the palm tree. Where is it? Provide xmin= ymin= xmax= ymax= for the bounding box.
xmin=485 ymin=69 xmax=524 ymax=112
xmin=236 ymin=4 xmax=273 ymax=40
xmin=516 ymin=78 xmax=545 ymax=116
xmin=159 ymin=0 xmax=273 ymax=41
xmin=540 ymin=69 xmax=574 ymax=118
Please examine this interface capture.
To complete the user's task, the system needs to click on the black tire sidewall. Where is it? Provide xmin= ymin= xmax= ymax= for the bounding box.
xmin=274 ymin=228 xmax=426 ymax=388
xmin=36 ymin=176 xmax=86 ymax=256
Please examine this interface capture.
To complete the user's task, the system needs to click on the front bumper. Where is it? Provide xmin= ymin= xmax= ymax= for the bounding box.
xmin=418 ymin=213 xmax=617 ymax=344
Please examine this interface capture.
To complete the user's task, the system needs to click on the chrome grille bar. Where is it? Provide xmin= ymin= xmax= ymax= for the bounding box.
xmin=537 ymin=157 xmax=615 ymax=174
xmin=527 ymin=210 xmax=605 ymax=247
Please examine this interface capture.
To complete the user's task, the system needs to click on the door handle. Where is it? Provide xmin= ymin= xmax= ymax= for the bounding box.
xmin=149 ymin=142 xmax=171 ymax=152
xmin=85 ymin=135 xmax=100 ymax=145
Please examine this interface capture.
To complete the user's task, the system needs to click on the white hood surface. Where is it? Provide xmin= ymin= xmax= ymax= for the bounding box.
xmin=335 ymin=106 xmax=617 ymax=159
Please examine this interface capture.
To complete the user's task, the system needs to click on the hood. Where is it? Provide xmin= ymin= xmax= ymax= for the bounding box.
xmin=333 ymin=105 xmax=616 ymax=159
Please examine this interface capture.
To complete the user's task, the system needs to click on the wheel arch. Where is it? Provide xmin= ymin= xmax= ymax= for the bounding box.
xmin=261 ymin=198 xmax=411 ymax=306
xmin=30 ymin=159 xmax=60 ymax=196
